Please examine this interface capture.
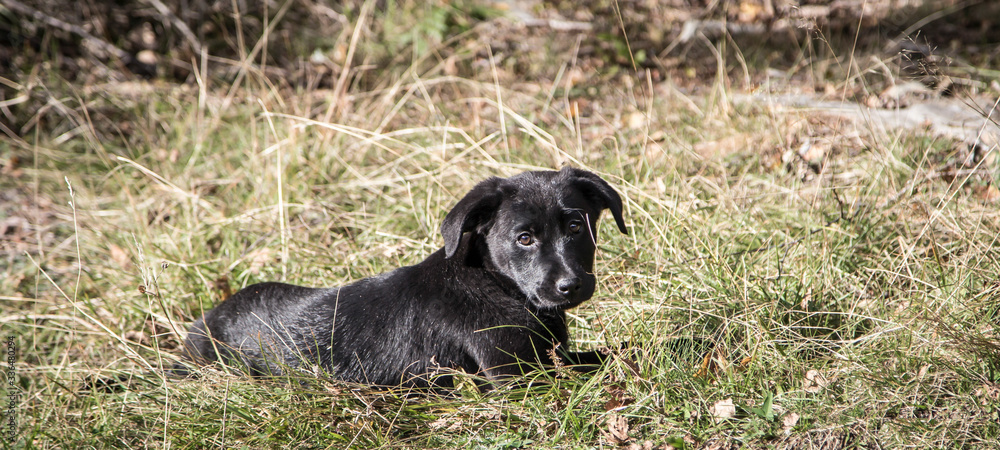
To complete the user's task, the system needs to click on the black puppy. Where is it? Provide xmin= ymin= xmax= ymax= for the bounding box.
xmin=178 ymin=166 xmax=628 ymax=387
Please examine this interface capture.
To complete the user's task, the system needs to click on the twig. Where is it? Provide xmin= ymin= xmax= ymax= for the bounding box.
xmin=3 ymin=0 xmax=131 ymax=62
xmin=520 ymin=18 xmax=593 ymax=32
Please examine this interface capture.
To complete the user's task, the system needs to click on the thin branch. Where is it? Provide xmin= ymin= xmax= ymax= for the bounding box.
xmin=3 ymin=0 xmax=131 ymax=62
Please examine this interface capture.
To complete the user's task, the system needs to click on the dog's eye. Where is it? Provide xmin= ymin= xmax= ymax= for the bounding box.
xmin=517 ymin=232 xmax=534 ymax=246
xmin=568 ymin=221 xmax=583 ymax=234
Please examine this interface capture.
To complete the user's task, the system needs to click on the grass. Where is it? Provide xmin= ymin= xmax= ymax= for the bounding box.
xmin=3 ymin=1 xmax=1000 ymax=448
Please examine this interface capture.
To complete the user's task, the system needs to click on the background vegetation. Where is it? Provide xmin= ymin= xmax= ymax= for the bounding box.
xmin=2 ymin=0 xmax=999 ymax=448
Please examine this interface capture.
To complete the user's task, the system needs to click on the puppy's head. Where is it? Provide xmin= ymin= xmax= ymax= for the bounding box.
xmin=441 ymin=167 xmax=627 ymax=310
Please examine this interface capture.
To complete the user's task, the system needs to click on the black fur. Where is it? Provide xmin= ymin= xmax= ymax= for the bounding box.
xmin=178 ymin=166 xmax=628 ymax=387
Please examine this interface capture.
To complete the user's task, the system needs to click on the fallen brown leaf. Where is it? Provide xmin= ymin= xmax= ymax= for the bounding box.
xmin=604 ymin=382 xmax=634 ymax=411
xmin=781 ymin=412 xmax=800 ymax=435
xmin=694 ymin=346 xmax=728 ymax=379
xmin=804 ymin=369 xmax=829 ymax=393
xmin=626 ymin=440 xmax=655 ymax=450
xmin=709 ymin=398 xmax=736 ymax=420
xmin=603 ymin=414 xmax=631 ymax=444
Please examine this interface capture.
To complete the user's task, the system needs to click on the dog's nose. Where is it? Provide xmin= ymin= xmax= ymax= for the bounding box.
xmin=556 ymin=277 xmax=582 ymax=298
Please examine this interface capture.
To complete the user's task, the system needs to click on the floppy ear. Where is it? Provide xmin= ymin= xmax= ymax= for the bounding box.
xmin=441 ymin=177 xmax=508 ymax=258
xmin=563 ymin=167 xmax=628 ymax=235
